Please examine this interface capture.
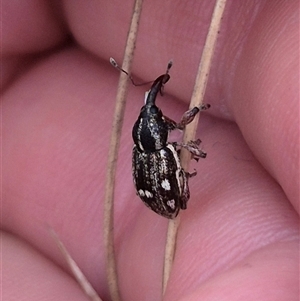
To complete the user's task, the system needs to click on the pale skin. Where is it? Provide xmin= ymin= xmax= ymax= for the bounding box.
xmin=2 ymin=1 xmax=299 ymax=301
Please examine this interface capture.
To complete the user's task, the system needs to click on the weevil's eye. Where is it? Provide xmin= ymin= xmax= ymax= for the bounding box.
xmin=150 ymin=106 xmax=158 ymax=114
xmin=150 ymin=105 xmax=162 ymax=116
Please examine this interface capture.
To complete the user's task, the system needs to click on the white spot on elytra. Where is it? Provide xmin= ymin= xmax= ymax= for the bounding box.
xmin=138 ymin=189 xmax=145 ymax=197
xmin=161 ymin=179 xmax=171 ymax=190
xmin=167 ymin=199 xmax=175 ymax=209
xmin=145 ymin=190 xmax=153 ymax=198
xmin=138 ymin=190 xmax=153 ymax=198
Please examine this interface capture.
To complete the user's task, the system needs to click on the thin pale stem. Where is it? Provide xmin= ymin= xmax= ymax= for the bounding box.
xmin=103 ymin=1 xmax=144 ymax=301
xmin=163 ymin=0 xmax=227 ymax=295
xmin=50 ymin=230 xmax=103 ymax=301
xmin=163 ymin=215 xmax=180 ymax=293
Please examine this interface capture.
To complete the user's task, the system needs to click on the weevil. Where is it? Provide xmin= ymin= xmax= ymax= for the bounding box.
xmin=128 ymin=61 xmax=210 ymax=218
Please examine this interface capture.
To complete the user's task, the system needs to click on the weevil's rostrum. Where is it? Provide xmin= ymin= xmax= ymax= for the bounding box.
xmin=132 ymin=62 xmax=210 ymax=218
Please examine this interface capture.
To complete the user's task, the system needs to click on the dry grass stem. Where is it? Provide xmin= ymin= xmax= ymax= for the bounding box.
xmin=162 ymin=215 xmax=180 ymax=293
xmin=103 ymin=1 xmax=144 ymax=301
xmin=50 ymin=230 xmax=103 ymax=301
xmin=163 ymin=0 xmax=227 ymax=295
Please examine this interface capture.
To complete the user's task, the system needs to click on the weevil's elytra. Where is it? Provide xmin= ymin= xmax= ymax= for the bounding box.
xmin=130 ymin=62 xmax=210 ymax=218
xmin=133 ymin=143 xmax=188 ymax=218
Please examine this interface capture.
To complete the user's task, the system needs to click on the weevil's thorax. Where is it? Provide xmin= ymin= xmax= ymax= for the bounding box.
xmin=132 ymin=73 xmax=170 ymax=153
xmin=132 ymin=103 xmax=169 ymax=152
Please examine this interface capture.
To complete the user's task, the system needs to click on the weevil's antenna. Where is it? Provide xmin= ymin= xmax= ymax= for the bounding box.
xmin=166 ymin=60 xmax=173 ymax=75
xmin=110 ymin=57 xmax=162 ymax=87
xmin=110 ymin=57 xmax=153 ymax=86
xmin=110 ymin=57 xmax=134 ymax=83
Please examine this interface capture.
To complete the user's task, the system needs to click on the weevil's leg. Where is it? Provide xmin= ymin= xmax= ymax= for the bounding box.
xmin=175 ymin=147 xmax=199 ymax=162
xmin=199 ymin=103 xmax=211 ymax=111
xmin=163 ymin=115 xmax=177 ymax=131
xmin=178 ymin=104 xmax=210 ymax=128
xmin=186 ymin=169 xmax=197 ymax=178
xmin=164 ymin=108 xmax=199 ymax=131
xmin=175 ymin=107 xmax=200 ymax=130
xmin=165 ymin=104 xmax=210 ymax=131
xmin=185 ymin=139 xmax=207 ymax=159
xmin=174 ymin=139 xmax=207 ymax=160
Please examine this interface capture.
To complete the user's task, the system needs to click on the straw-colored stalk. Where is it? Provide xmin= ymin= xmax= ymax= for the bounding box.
xmin=163 ymin=0 xmax=228 ymax=295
